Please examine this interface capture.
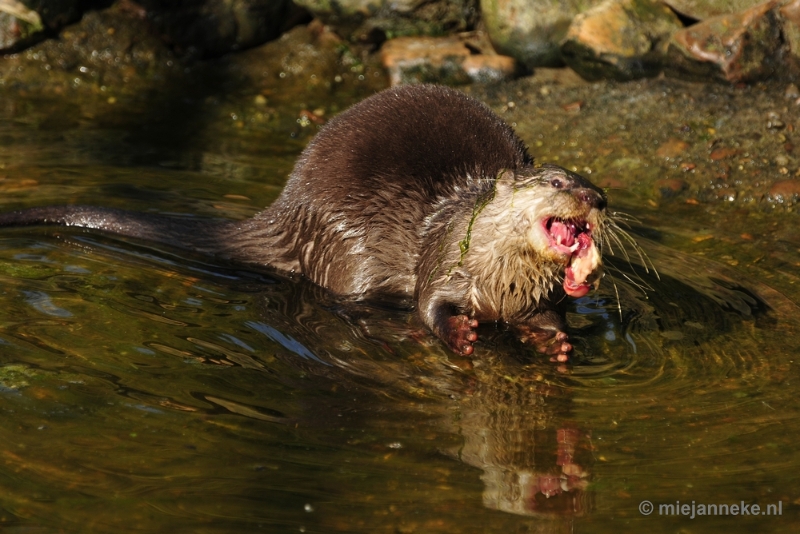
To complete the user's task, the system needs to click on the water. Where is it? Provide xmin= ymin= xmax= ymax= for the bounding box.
xmin=1 ymin=91 xmax=799 ymax=533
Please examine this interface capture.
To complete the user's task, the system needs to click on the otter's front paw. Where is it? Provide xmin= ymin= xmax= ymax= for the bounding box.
xmin=443 ymin=315 xmax=479 ymax=355
xmin=518 ymin=327 xmax=572 ymax=363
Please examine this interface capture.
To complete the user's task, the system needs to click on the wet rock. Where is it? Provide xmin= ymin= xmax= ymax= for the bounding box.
xmin=0 ymin=1 xmax=178 ymax=94
xmin=136 ymin=0 xmax=304 ymax=57
xmin=561 ymin=0 xmax=683 ymax=81
xmin=664 ymin=0 xmax=783 ymax=84
xmin=0 ymin=0 xmax=95 ymax=51
xmin=380 ymin=34 xmax=516 ymax=86
xmin=481 ymin=0 xmax=603 ymax=69
xmin=662 ymin=0 xmax=767 ymax=20
xmin=294 ymin=0 xmax=478 ymax=44
xmin=768 ymin=179 xmax=800 ymax=201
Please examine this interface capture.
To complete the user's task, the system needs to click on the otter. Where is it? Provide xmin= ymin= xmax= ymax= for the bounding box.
xmin=0 ymin=84 xmax=606 ymax=362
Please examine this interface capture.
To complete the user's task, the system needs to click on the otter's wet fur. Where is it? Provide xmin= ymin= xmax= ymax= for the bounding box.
xmin=0 ymin=85 xmax=608 ymax=360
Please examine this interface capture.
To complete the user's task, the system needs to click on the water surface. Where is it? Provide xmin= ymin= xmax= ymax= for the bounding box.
xmin=0 ymin=91 xmax=798 ymax=533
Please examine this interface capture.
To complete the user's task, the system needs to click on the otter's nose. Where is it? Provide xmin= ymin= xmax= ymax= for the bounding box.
xmin=574 ymin=188 xmax=607 ymax=211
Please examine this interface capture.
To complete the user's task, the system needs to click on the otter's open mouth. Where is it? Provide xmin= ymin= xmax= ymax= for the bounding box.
xmin=543 ymin=217 xmax=601 ymax=298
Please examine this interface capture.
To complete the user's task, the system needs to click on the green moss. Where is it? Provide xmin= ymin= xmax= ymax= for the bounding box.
xmin=0 ymin=261 xmax=59 ymax=279
xmin=0 ymin=364 xmax=38 ymax=390
xmin=453 ymin=180 xmax=499 ymax=270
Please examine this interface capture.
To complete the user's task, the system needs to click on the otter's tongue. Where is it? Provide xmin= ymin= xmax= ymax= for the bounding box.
xmin=548 ymin=219 xmax=578 ymax=251
xmin=563 ymin=233 xmax=600 ymax=298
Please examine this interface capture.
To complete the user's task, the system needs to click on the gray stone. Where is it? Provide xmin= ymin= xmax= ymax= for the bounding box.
xmin=561 ymin=0 xmax=683 ymax=81
xmin=481 ymin=0 xmax=604 ymax=69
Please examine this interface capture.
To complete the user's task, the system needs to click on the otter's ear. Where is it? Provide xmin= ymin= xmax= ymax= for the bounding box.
xmin=495 ymin=169 xmax=516 ymax=193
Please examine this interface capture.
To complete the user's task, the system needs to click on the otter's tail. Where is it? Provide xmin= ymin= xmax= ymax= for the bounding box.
xmin=0 ymin=205 xmax=233 ymax=256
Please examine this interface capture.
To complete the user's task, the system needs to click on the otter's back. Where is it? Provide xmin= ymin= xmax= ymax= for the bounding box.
xmin=287 ymin=84 xmax=531 ymax=202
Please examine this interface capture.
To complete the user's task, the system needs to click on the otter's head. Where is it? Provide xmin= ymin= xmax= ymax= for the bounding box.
xmin=497 ymin=164 xmax=606 ymax=298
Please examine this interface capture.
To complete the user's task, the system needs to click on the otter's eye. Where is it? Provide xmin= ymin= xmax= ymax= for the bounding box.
xmin=551 ymin=178 xmax=564 ymax=189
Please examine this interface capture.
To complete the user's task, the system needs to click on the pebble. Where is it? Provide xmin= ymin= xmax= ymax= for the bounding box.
xmin=769 ymin=180 xmax=800 ymax=201
xmin=655 ymin=178 xmax=687 ymax=199
xmin=709 ymin=147 xmax=738 ymax=161
xmin=656 ymin=138 xmax=689 ymax=159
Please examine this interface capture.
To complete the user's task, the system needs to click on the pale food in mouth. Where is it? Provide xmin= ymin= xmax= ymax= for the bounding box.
xmin=544 ymin=217 xmax=601 ymax=298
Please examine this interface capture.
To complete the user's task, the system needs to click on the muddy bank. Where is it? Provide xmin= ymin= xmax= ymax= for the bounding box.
xmin=466 ymin=72 xmax=800 ymax=208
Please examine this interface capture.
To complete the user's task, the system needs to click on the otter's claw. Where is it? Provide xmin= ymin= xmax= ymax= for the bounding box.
xmin=444 ymin=315 xmax=479 ymax=355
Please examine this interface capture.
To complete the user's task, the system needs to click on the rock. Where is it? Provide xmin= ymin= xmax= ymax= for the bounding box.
xmin=662 ymin=0 xmax=769 ymax=20
xmin=223 ymin=23 xmax=388 ymax=112
xmin=380 ymin=34 xmax=517 ymax=86
xmin=780 ymin=0 xmax=800 ymax=73
xmin=709 ymin=147 xmax=739 ymax=160
xmin=137 ymin=0 xmax=304 ymax=57
xmin=560 ymin=100 xmax=583 ymax=111
xmin=481 ymin=0 xmax=604 ymax=69
xmin=294 ymin=0 xmax=478 ymax=44
xmin=0 ymin=0 xmax=94 ymax=51
xmin=664 ymin=0 xmax=783 ymax=84
xmin=0 ymin=1 xmax=178 ymax=94
xmin=655 ymin=178 xmax=688 ymax=198
xmin=769 ymin=179 xmax=800 ymax=202
xmin=293 ymin=0 xmax=384 ymax=22
xmin=656 ymin=137 xmax=690 ymax=159
xmin=561 ymin=0 xmax=683 ymax=81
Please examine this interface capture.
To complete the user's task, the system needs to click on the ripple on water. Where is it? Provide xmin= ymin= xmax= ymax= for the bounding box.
xmin=22 ymin=290 xmax=73 ymax=318
xmin=566 ymin=240 xmax=795 ymax=393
